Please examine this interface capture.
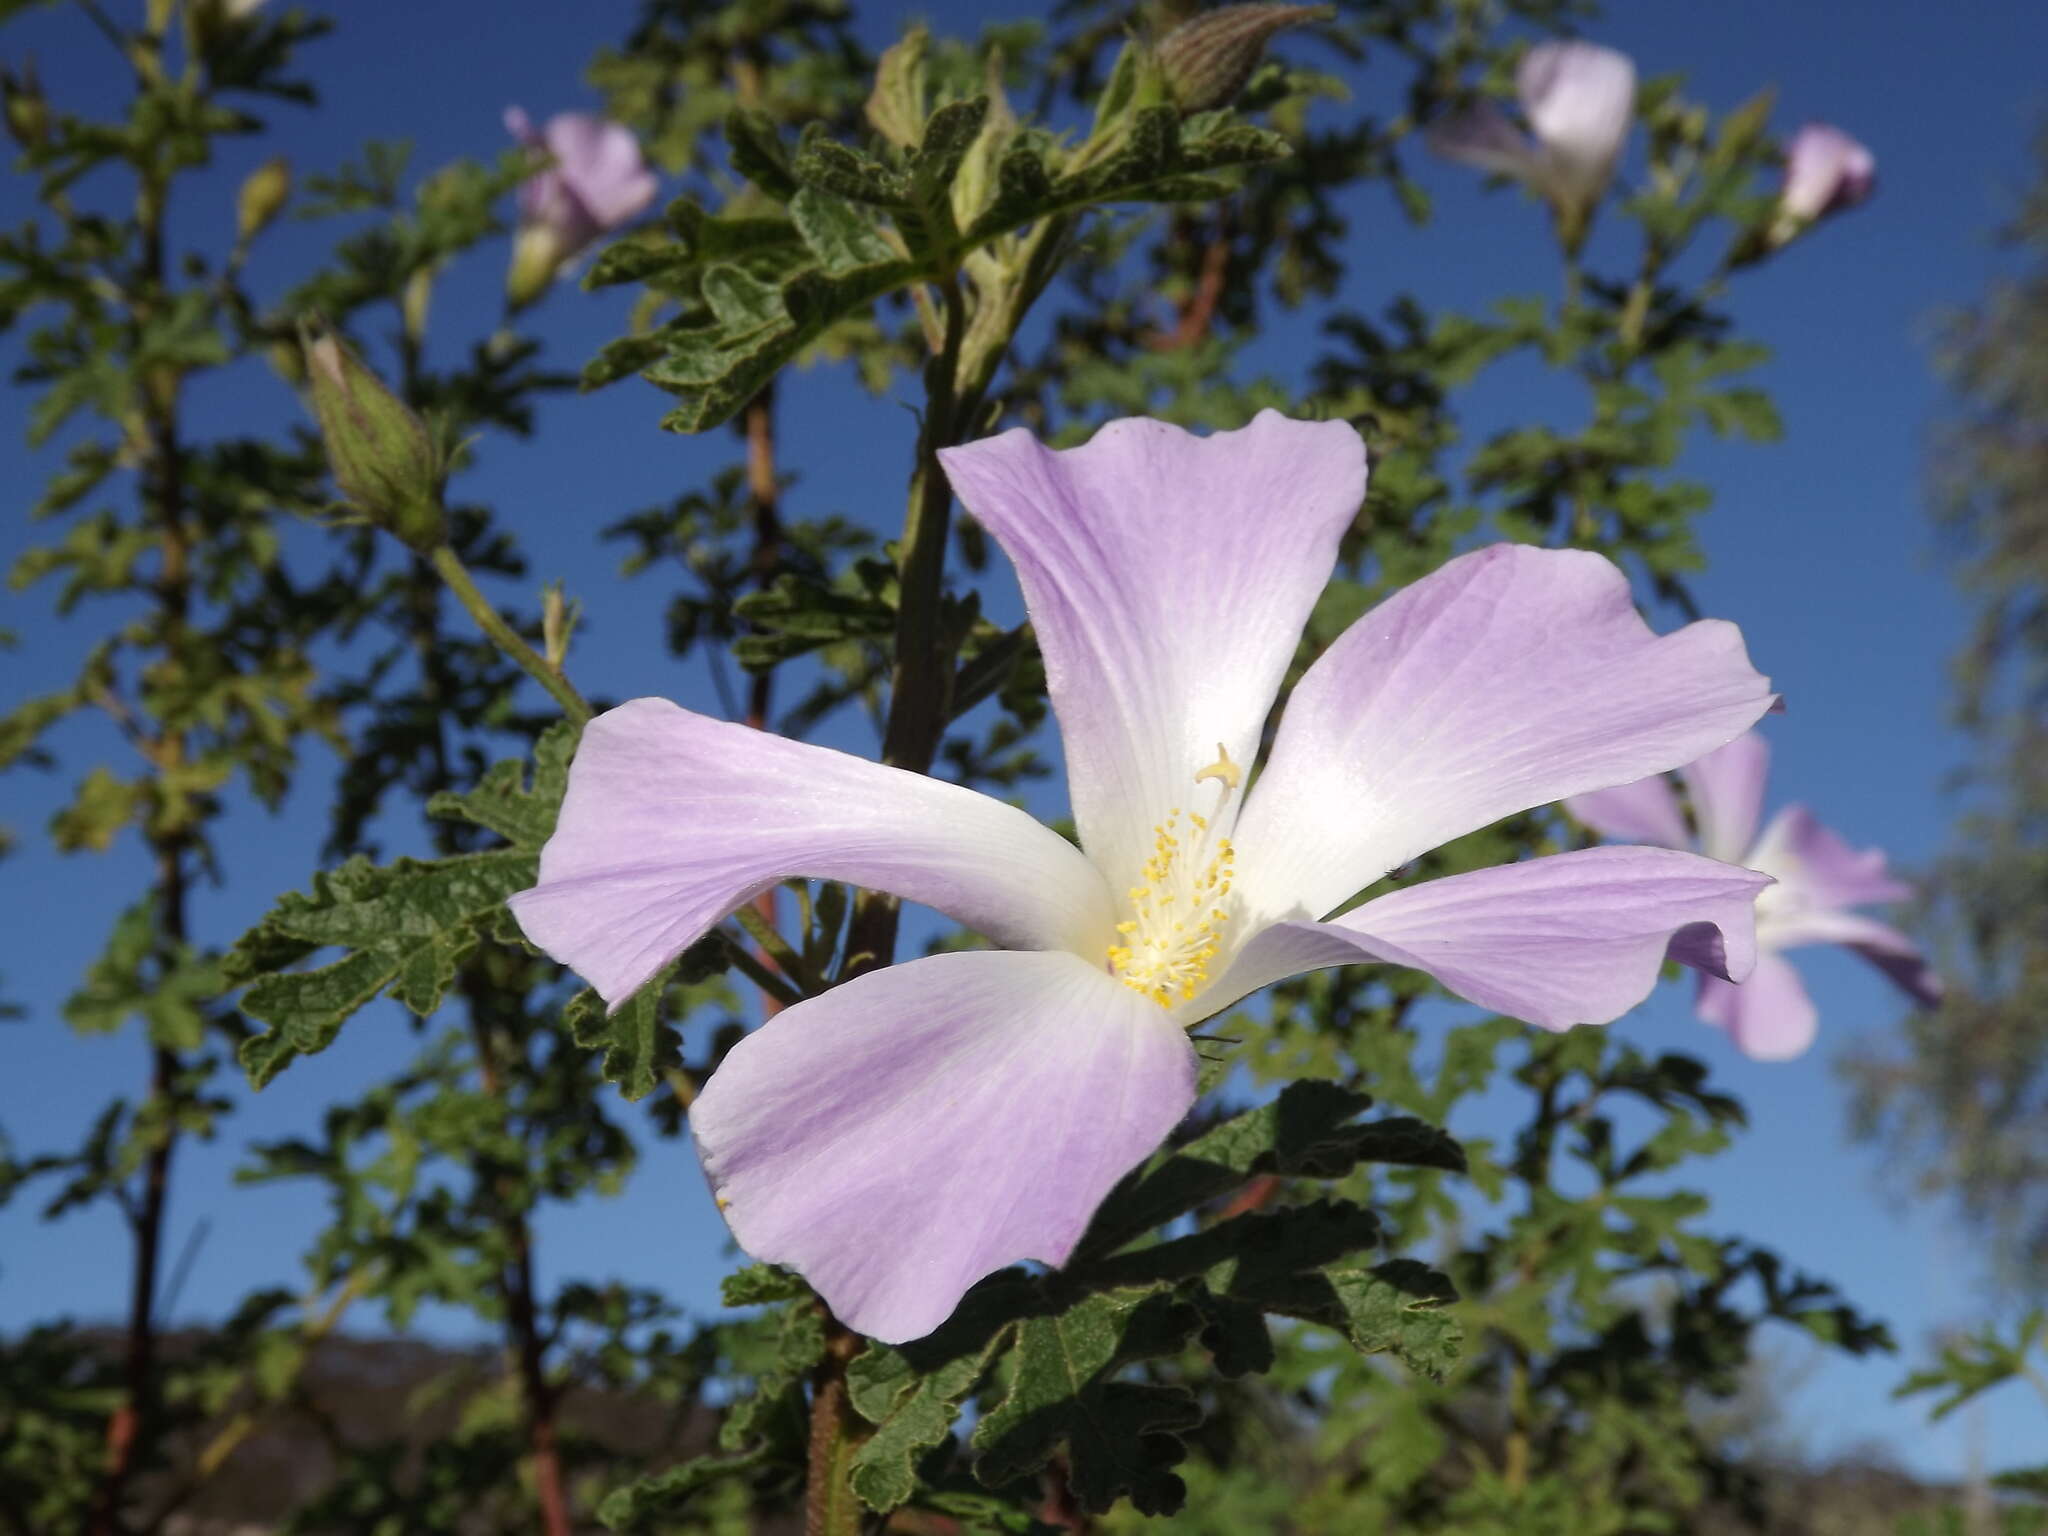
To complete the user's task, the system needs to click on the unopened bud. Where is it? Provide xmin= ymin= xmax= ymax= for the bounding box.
xmin=236 ymin=157 xmax=290 ymax=244
xmin=1 ymin=59 xmax=47 ymax=150
xmin=541 ymin=582 xmax=578 ymax=671
xmin=505 ymin=223 xmax=570 ymax=313
xmin=402 ymin=267 xmax=433 ymax=346
xmin=1157 ymin=4 xmax=1331 ymax=114
xmin=1768 ymin=123 xmax=1875 ymax=249
xmin=299 ymin=320 xmax=446 ymax=551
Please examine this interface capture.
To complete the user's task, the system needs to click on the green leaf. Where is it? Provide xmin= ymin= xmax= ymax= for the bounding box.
xmin=1080 ymin=1080 xmax=1463 ymax=1258
xmin=845 ymin=1278 xmax=1028 ymax=1512
xmin=865 ymin=26 xmax=929 ymax=150
xmin=426 ymin=720 xmax=579 ymax=851
xmin=645 ymin=252 xmax=919 ymax=434
xmin=963 ymin=107 xmax=1289 ymax=247
xmin=792 ymin=125 xmax=912 ymax=209
xmin=906 ymin=96 xmax=990 ymax=214
xmin=721 ymin=1263 xmax=809 ymax=1307
xmin=48 ymin=764 xmax=141 ymax=852
xmin=789 ymin=186 xmax=897 ymax=276
xmin=1318 ymin=1260 xmax=1463 ymax=1381
xmin=227 ymin=849 xmax=535 ymax=1087
xmin=972 ymin=1288 xmax=1204 ymax=1516
xmin=725 ymin=108 xmax=800 ymax=202
xmin=719 ymin=1293 xmax=829 ymax=1453
xmin=597 ymin=1446 xmax=767 ymax=1532
xmin=562 ymin=973 xmax=681 ymax=1103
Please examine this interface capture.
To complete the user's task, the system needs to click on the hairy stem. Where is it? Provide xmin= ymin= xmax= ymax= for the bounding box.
xmin=429 ymin=542 xmax=591 ymax=724
xmin=741 ymin=390 xmax=790 ymax=1014
xmin=841 ymin=277 xmax=970 ymax=977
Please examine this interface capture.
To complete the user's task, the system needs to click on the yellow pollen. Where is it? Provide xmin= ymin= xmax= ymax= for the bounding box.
xmin=1105 ymin=751 xmax=1245 ymax=1010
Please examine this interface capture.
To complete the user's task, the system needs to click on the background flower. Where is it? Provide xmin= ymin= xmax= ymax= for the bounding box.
xmin=503 ymin=106 xmax=657 ymax=308
xmin=1428 ymin=39 xmax=1637 ymax=249
xmin=1568 ymin=731 xmax=1939 ymax=1060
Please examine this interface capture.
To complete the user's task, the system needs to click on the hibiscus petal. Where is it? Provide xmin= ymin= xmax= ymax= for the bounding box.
xmin=1679 ymin=731 xmax=1770 ymax=864
xmin=1234 ymin=543 xmax=1774 ymax=923
xmin=509 ymin=699 xmax=1114 ymax=1005
xmin=1696 ymin=951 xmax=1818 ymax=1061
xmin=543 ymin=112 xmax=658 ymax=230
xmin=1204 ymin=846 xmax=1767 ymax=1030
xmin=1426 ymin=100 xmax=1542 ymax=183
xmin=1757 ymin=908 xmax=1942 ymax=1007
xmin=690 ymin=948 xmax=1199 ymax=1343
xmin=1751 ymin=804 xmax=1912 ymax=909
xmin=936 ymin=412 xmax=1366 ymax=888
xmin=1518 ymin=40 xmax=1636 ymax=208
xmin=1564 ymin=774 xmax=1689 ymax=849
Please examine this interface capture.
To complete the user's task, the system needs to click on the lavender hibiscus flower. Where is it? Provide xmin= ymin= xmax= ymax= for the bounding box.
xmin=1773 ymin=123 xmax=1876 ymax=241
xmin=1568 ymin=731 xmax=1939 ymax=1061
xmin=503 ymin=107 xmax=658 ymax=309
xmin=1427 ymin=40 xmax=1637 ymax=246
xmin=512 ymin=412 xmax=1779 ymax=1342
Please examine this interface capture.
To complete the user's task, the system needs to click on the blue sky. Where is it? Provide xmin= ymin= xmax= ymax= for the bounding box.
xmin=4 ymin=0 xmax=2046 ymax=1481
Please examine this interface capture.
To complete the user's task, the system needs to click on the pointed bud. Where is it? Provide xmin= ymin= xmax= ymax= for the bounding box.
xmin=236 ymin=157 xmax=290 ymax=245
xmin=1 ymin=59 xmax=47 ymax=150
xmin=1157 ymin=4 xmax=1331 ymax=114
xmin=402 ymin=267 xmax=434 ymax=347
xmin=1769 ymin=123 xmax=1875 ymax=247
xmin=299 ymin=320 xmax=446 ymax=551
xmin=541 ymin=581 xmax=578 ymax=672
xmin=505 ymin=222 xmax=571 ymax=312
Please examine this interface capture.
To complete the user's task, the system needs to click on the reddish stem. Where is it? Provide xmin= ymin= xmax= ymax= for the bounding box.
xmin=742 ymin=391 xmax=788 ymax=1016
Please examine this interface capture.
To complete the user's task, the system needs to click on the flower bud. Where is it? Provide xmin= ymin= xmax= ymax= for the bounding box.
xmin=1 ymin=59 xmax=47 ymax=150
xmin=402 ymin=267 xmax=434 ymax=347
xmin=504 ymin=107 xmax=658 ymax=310
xmin=236 ymin=157 xmax=290 ymax=245
xmin=1769 ymin=123 xmax=1875 ymax=246
xmin=1157 ymin=4 xmax=1331 ymax=114
xmin=299 ymin=320 xmax=446 ymax=551
xmin=1428 ymin=40 xmax=1636 ymax=257
xmin=541 ymin=581 xmax=578 ymax=671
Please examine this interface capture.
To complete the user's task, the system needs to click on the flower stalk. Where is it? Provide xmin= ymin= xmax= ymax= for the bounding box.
xmin=428 ymin=543 xmax=592 ymax=724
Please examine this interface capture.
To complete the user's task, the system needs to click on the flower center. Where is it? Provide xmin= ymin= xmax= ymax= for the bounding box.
xmin=1105 ymin=745 xmax=1243 ymax=1009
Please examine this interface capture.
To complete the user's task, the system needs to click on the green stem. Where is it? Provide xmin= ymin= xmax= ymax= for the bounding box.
xmin=840 ymin=278 xmax=971 ymax=979
xmin=723 ymin=921 xmax=807 ymax=1010
xmin=429 ymin=543 xmax=591 ymax=723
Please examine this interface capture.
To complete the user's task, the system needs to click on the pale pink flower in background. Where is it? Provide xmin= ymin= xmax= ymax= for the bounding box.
xmin=1773 ymin=123 xmax=1876 ymax=243
xmin=513 ymin=412 xmax=1779 ymax=1343
xmin=503 ymin=107 xmax=658 ymax=309
xmin=1568 ymin=731 xmax=1939 ymax=1062
xmin=1428 ymin=40 xmax=1637 ymax=248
